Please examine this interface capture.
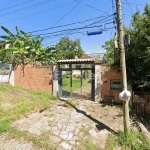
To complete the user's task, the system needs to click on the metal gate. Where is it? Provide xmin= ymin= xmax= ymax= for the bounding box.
xmin=57 ymin=60 xmax=95 ymax=101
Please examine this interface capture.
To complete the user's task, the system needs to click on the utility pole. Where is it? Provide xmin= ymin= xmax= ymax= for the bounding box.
xmin=115 ymin=0 xmax=130 ymax=132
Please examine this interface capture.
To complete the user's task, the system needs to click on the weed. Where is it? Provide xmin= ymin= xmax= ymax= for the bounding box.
xmin=9 ymin=127 xmax=56 ymax=150
xmin=106 ymin=129 xmax=150 ymax=150
xmin=78 ymin=139 xmax=101 ymax=150
xmin=83 ymin=140 xmax=101 ymax=150
xmin=105 ymin=134 xmax=117 ymax=150
xmin=0 ymin=83 xmax=56 ymax=129
xmin=0 ymin=120 xmax=11 ymax=133
xmin=0 ymin=83 xmax=58 ymax=149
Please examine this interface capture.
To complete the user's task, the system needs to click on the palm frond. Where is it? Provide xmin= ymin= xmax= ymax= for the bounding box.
xmin=1 ymin=26 xmax=15 ymax=37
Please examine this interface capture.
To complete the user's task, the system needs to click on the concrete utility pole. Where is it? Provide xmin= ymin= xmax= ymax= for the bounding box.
xmin=115 ymin=0 xmax=130 ymax=132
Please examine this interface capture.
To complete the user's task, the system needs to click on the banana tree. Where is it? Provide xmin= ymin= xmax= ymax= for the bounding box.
xmin=0 ymin=26 xmax=56 ymax=68
xmin=0 ymin=26 xmax=43 ymax=75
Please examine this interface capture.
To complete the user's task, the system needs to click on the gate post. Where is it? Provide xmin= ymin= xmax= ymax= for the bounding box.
xmin=95 ymin=65 xmax=101 ymax=102
xmin=53 ymin=65 xmax=59 ymax=96
xmin=91 ymin=64 xmax=95 ymax=101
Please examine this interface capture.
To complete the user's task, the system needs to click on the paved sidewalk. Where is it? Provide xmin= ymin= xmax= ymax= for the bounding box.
xmin=1 ymin=99 xmax=137 ymax=150
xmin=0 ymin=133 xmax=41 ymax=150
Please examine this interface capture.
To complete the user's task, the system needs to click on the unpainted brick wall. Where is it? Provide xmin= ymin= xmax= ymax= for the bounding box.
xmin=101 ymin=65 xmax=122 ymax=103
xmin=14 ymin=64 xmax=53 ymax=93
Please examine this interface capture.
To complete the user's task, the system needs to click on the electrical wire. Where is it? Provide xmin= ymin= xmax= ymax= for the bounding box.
xmin=0 ymin=0 xmax=35 ymax=12
xmin=41 ymin=20 xmax=114 ymax=39
xmin=0 ymin=1 xmax=74 ymax=24
xmin=42 ymin=0 xmax=83 ymax=34
xmin=44 ymin=6 xmax=115 ymax=46
xmin=43 ymin=26 xmax=115 ymax=46
xmin=35 ymin=25 xmax=100 ymax=37
xmin=122 ymin=6 xmax=133 ymax=13
xmin=110 ymin=0 xmax=115 ymax=39
xmin=122 ymin=2 xmax=145 ymax=6
xmin=28 ymin=14 xmax=113 ymax=33
xmin=125 ymin=0 xmax=134 ymax=13
xmin=31 ymin=14 xmax=114 ymax=37
xmin=74 ymin=0 xmax=109 ymax=14
xmin=0 ymin=0 xmax=56 ymax=18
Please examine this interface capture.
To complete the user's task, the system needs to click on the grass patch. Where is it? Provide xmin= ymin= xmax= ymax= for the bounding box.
xmin=82 ymin=140 xmax=101 ymax=150
xmin=62 ymin=77 xmax=89 ymax=92
xmin=0 ymin=120 xmax=11 ymax=133
xmin=9 ymin=127 xmax=56 ymax=150
xmin=106 ymin=130 xmax=150 ymax=150
xmin=0 ymin=83 xmax=56 ymax=124
xmin=0 ymin=83 xmax=57 ymax=149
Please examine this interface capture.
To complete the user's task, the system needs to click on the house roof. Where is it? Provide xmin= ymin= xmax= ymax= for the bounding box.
xmin=80 ymin=54 xmax=102 ymax=64
xmin=57 ymin=58 xmax=95 ymax=64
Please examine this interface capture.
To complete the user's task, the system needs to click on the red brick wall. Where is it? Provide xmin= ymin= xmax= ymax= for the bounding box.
xmin=101 ymin=65 xmax=122 ymax=103
xmin=14 ymin=64 xmax=53 ymax=93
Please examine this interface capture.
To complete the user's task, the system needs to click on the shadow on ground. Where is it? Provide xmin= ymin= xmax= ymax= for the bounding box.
xmin=59 ymin=98 xmax=117 ymax=135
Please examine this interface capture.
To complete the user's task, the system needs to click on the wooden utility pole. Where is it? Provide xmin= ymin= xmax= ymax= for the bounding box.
xmin=115 ymin=0 xmax=130 ymax=132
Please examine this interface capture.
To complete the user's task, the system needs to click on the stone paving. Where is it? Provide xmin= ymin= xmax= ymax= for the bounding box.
xmin=0 ymin=133 xmax=41 ymax=150
xmin=0 ymin=99 xmax=137 ymax=150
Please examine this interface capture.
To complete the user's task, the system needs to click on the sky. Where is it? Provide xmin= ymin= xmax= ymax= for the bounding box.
xmin=0 ymin=0 xmax=149 ymax=53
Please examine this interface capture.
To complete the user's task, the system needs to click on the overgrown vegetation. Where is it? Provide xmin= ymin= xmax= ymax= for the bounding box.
xmin=106 ymin=130 xmax=150 ymax=150
xmin=102 ymin=3 xmax=150 ymax=88
xmin=0 ymin=26 xmax=56 ymax=65
xmin=0 ymin=83 xmax=57 ymax=149
xmin=0 ymin=27 xmax=84 ymax=66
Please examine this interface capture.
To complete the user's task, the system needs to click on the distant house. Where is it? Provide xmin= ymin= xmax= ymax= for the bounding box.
xmin=84 ymin=52 xmax=105 ymax=60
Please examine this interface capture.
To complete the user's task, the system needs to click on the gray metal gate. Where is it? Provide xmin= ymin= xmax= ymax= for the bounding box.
xmin=57 ymin=60 xmax=95 ymax=101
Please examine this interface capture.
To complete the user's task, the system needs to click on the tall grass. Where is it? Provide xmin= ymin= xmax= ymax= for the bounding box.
xmin=106 ymin=130 xmax=150 ymax=150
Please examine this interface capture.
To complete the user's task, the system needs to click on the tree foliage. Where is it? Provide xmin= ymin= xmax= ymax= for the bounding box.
xmin=54 ymin=37 xmax=84 ymax=60
xmin=125 ymin=3 xmax=150 ymax=87
xmin=0 ymin=26 xmax=55 ymax=65
xmin=102 ymin=3 xmax=150 ymax=87
xmin=102 ymin=39 xmax=116 ymax=65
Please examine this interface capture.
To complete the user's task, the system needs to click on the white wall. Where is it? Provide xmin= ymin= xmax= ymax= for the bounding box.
xmin=95 ymin=65 xmax=101 ymax=102
xmin=0 ymin=64 xmax=14 ymax=85
xmin=0 ymin=74 xmax=10 ymax=82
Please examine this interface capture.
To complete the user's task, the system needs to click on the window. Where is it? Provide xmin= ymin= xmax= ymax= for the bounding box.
xmin=110 ymin=79 xmax=121 ymax=89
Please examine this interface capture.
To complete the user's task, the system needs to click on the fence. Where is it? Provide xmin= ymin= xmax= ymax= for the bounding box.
xmin=133 ymin=91 xmax=150 ymax=131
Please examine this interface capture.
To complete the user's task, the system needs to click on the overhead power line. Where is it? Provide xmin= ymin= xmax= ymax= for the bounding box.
xmin=31 ymin=14 xmax=114 ymax=37
xmin=43 ymin=25 xmax=115 ymax=46
xmin=74 ymin=0 xmax=110 ymax=14
xmin=42 ymin=0 xmax=83 ymax=34
xmin=28 ymin=14 xmax=113 ymax=33
xmin=44 ymin=5 xmax=115 ymax=45
xmin=125 ymin=0 xmax=134 ymax=13
xmin=38 ymin=17 xmax=114 ymax=39
xmin=33 ymin=25 xmax=101 ymax=37
xmin=0 ymin=1 xmax=74 ymax=24
xmin=122 ymin=2 xmax=145 ymax=6
xmin=0 ymin=0 xmax=35 ymax=12
xmin=0 ymin=0 xmax=56 ymax=18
